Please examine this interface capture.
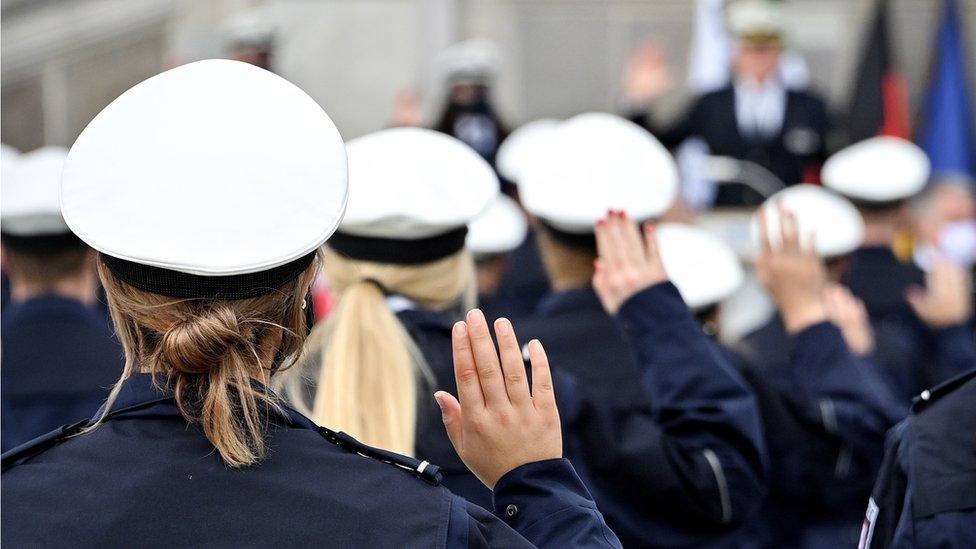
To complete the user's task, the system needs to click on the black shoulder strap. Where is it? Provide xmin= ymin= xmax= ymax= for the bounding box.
xmin=911 ymin=367 xmax=976 ymax=413
xmin=312 ymin=425 xmax=442 ymax=486
xmin=1 ymin=418 xmax=91 ymax=472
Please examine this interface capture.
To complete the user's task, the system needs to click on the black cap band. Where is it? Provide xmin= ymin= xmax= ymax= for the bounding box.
xmin=100 ymin=252 xmax=316 ymax=299
xmin=1 ymin=231 xmax=88 ymax=255
xmin=538 ymin=220 xmax=597 ymax=251
xmin=328 ymin=228 xmax=468 ymax=265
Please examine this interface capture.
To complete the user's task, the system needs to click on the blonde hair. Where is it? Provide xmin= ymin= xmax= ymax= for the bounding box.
xmin=299 ymin=246 xmax=475 ymax=455
xmin=93 ymin=257 xmax=314 ymax=468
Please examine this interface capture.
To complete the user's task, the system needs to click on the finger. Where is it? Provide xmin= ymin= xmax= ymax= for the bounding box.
xmin=595 ymin=215 xmax=612 ymax=263
xmin=607 ymin=212 xmax=632 ymax=269
xmin=451 ymin=321 xmax=485 ymax=411
xmin=434 ymin=392 xmax=463 ymax=454
xmin=494 ymin=318 xmax=531 ymax=406
xmin=527 ymin=339 xmax=557 ymax=412
xmin=466 ymin=309 xmax=509 ymax=409
xmin=619 ymin=212 xmax=645 ymax=265
xmin=642 ymin=222 xmax=663 ymax=271
xmin=779 ymin=204 xmax=800 ymax=253
xmin=757 ymin=208 xmax=773 ymax=252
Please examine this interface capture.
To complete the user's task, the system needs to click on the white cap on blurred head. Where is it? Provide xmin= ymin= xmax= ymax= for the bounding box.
xmin=467 ymin=194 xmax=528 ymax=258
xmin=436 ymin=39 xmax=500 ymax=85
xmin=727 ymin=0 xmax=785 ymax=41
xmin=61 ymin=59 xmax=348 ymax=297
xmin=1 ymin=147 xmax=70 ymax=236
xmin=753 ymin=184 xmax=865 ymax=258
xmin=1 ymin=143 xmax=19 ymax=165
xmin=332 ymin=127 xmax=498 ymax=264
xmin=822 ymin=136 xmax=931 ymax=203
xmin=496 ymin=119 xmax=560 ymax=183
xmin=657 ymin=223 xmax=744 ymax=310
xmin=519 ymin=113 xmax=678 ymax=234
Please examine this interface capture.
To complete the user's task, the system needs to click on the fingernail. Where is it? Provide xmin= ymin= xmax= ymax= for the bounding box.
xmin=495 ymin=317 xmax=512 ymax=334
xmin=453 ymin=321 xmax=467 ymax=337
xmin=596 ymin=218 xmax=606 ymax=227
xmin=467 ymin=309 xmax=484 ymax=326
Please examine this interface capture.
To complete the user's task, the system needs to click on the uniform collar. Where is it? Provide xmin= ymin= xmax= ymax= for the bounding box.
xmin=536 ymin=287 xmax=603 ymax=316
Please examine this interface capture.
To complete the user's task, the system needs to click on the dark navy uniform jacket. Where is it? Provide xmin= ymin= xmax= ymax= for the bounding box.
xmin=731 ymin=320 xmax=901 ymax=548
xmin=842 ymin=246 xmax=974 ymax=407
xmin=2 ymin=373 xmax=622 ymax=548
xmin=516 ymin=282 xmax=766 ymax=548
xmin=860 ymin=367 xmax=976 ymax=549
xmin=630 ymin=86 xmax=830 ymax=207
xmin=396 ymin=303 xmax=589 ymax=511
xmin=1 ymin=295 xmax=123 ymax=451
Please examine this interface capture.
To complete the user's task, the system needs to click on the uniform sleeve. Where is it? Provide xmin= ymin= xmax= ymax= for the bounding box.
xmin=789 ymin=322 xmax=902 ymax=507
xmin=626 ymin=98 xmax=703 ymax=149
xmin=859 ymin=420 xmax=911 ymax=549
xmin=445 ymin=459 xmax=622 ymax=548
xmin=578 ymin=281 xmax=766 ymax=528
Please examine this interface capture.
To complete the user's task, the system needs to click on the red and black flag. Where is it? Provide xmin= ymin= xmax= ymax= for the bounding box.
xmin=846 ymin=0 xmax=911 ymax=142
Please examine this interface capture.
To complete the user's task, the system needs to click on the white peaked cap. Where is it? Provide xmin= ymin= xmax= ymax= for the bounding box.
xmin=657 ymin=223 xmax=745 ymax=310
xmin=822 ymin=136 xmax=931 ymax=203
xmin=727 ymin=0 xmax=785 ymax=38
xmin=436 ymin=39 xmax=501 ymax=83
xmin=467 ymin=194 xmax=528 ymax=257
xmin=2 ymin=147 xmax=71 ymax=236
xmin=519 ymin=112 xmax=678 ymax=233
xmin=339 ymin=127 xmax=498 ymax=240
xmin=753 ymin=184 xmax=865 ymax=258
xmin=496 ymin=119 xmax=560 ymax=182
xmin=60 ymin=59 xmax=348 ymax=277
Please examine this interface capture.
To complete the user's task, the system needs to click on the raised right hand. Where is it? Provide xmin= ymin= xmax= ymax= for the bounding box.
xmin=906 ymin=260 xmax=974 ymax=328
xmin=623 ymin=40 xmax=675 ymax=106
xmin=592 ymin=211 xmax=668 ymax=315
xmin=756 ymin=205 xmax=828 ymax=334
xmin=435 ymin=310 xmax=562 ymax=490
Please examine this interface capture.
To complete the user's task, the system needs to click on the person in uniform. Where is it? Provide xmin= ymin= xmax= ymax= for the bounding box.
xmin=0 ymin=60 xmax=622 ymax=548
xmin=1 ymin=146 xmax=123 ymax=451
xmin=515 ymin=113 xmax=767 ymax=547
xmin=293 ymin=127 xmax=600 ymax=511
xmin=624 ymin=0 xmax=831 ymax=207
xmin=824 ymin=136 xmax=975 ymax=405
xmin=657 ymin=215 xmax=899 ymax=547
xmin=1 ymin=143 xmax=21 ymax=310
xmin=432 ymin=39 xmax=510 ymax=176
xmin=859 ymin=366 xmax=976 ymax=549
xmin=466 ymin=193 xmax=529 ymax=321
xmin=486 ymin=119 xmax=562 ymax=320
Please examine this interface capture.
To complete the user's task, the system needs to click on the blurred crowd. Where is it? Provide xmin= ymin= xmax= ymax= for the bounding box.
xmin=1 ymin=0 xmax=975 ymax=547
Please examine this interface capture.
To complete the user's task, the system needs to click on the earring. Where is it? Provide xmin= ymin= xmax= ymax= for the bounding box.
xmin=301 ymin=299 xmax=308 ymax=310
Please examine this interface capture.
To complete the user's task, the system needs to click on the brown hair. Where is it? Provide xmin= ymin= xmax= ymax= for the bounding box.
xmin=94 ymin=256 xmax=314 ymax=468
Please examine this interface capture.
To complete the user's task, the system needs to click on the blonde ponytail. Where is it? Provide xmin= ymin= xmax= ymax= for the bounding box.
xmin=94 ymin=257 xmax=313 ymax=468
xmin=302 ymin=247 xmax=475 ymax=456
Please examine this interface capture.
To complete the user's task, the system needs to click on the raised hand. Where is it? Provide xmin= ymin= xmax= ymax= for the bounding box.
xmin=906 ymin=259 xmax=974 ymax=328
xmin=623 ymin=40 xmax=675 ymax=106
xmin=593 ymin=211 xmax=669 ymax=315
xmin=434 ymin=310 xmax=562 ymax=490
xmin=823 ymin=283 xmax=875 ymax=356
xmin=756 ymin=205 xmax=828 ymax=334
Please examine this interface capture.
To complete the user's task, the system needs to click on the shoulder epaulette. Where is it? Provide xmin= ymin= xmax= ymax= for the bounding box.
xmin=314 ymin=425 xmax=442 ymax=486
xmin=911 ymin=367 xmax=976 ymax=413
xmin=1 ymin=418 xmax=91 ymax=473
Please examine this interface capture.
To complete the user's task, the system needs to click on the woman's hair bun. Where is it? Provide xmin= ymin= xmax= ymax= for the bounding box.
xmin=159 ymin=307 xmax=242 ymax=375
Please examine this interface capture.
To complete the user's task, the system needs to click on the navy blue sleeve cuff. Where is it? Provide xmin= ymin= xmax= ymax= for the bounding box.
xmin=616 ymin=281 xmax=695 ymax=335
xmin=492 ymin=458 xmax=598 ymax=531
